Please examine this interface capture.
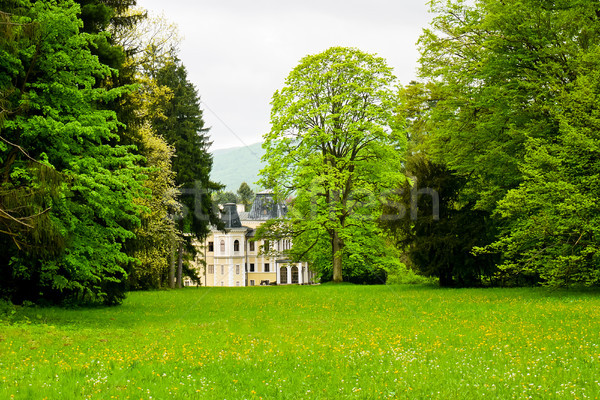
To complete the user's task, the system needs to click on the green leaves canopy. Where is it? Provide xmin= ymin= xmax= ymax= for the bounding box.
xmin=260 ymin=47 xmax=405 ymax=282
xmin=1 ymin=0 xmax=143 ymax=304
xmin=418 ymin=0 xmax=600 ymax=286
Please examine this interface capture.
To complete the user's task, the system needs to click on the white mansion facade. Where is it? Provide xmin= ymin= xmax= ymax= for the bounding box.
xmin=192 ymin=191 xmax=314 ymax=287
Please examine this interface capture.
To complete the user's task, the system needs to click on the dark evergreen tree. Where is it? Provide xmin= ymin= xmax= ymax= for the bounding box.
xmin=383 ymin=156 xmax=498 ymax=287
xmin=151 ymin=60 xmax=223 ymax=287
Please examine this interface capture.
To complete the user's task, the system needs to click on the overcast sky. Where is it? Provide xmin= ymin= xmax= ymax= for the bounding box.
xmin=136 ymin=0 xmax=434 ymax=151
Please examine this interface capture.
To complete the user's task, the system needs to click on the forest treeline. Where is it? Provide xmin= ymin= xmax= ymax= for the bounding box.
xmin=257 ymin=1 xmax=600 ymax=289
xmin=392 ymin=0 xmax=600 ymax=288
xmin=1 ymin=0 xmax=599 ymax=305
xmin=0 ymin=0 xmax=222 ymax=304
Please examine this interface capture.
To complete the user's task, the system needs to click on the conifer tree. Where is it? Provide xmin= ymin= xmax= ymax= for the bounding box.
xmin=151 ymin=59 xmax=223 ymax=287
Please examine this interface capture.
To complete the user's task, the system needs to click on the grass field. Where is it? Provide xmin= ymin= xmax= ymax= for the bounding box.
xmin=1 ymin=284 xmax=599 ymax=399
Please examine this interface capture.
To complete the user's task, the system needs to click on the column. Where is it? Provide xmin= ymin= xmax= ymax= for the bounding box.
xmin=299 ymin=264 xmax=303 ymax=285
xmin=286 ymin=266 xmax=291 ymax=285
xmin=276 ymin=263 xmax=280 ymax=284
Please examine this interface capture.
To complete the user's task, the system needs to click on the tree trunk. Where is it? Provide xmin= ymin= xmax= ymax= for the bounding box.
xmin=177 ymin=243 xmax=183 ymax=289
xmin=332 ymin=230 xmax=343 ymax=283
xmin=439 ymin=263 xmax=454 ymax=287
xmin=168 ymin=241 xmax=175 ymax=289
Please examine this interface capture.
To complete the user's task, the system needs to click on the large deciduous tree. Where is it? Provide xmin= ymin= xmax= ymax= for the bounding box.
xmin=260 ymin=47 xmax=405 ymax=283
xmin=108 ymin=9 xmax=180 ymax=290
xmin=0 ymin=0 xmax=144 ymax=304
xmin=418 ymin=0 xmax=600 ymax=286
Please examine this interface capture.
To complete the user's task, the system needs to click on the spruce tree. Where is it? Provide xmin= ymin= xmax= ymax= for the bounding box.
xmin=151 ymin=59 xmax=222 ymax=287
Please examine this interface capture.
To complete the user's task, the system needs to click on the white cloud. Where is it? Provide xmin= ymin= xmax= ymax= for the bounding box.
xmin=136 ymin=0 xmax=434 ymax=150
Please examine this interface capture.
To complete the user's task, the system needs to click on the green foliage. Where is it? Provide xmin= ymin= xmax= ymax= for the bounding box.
xmin=148 ymin=58 xmax=222 ymax=288
xmin=104 ymin=15 xmax=182 ymax=291
xmin=260 ymin=47 xmax=406 ymax=282
xmin=1 ymin=0 xmax=220 ymax=300
xmin=418 ymin=0 xmax=600 ymax=286
xmin=385 ymin=155 xmax=498 ymax=287
xmin=386 ymin=263 xmax=437 ymax=285
xmin=237 ymin=181 xmax=254 ymax=211
xmin=383 ymin=81 xmax=499 ymax=287
xmin=151 ymin=59 xmax=222 ymax=239
xmin=126 ymin=123 xmax=177 ymax=290
xmin=212 ymin=190 xmax=238 ymax=206
xmin=485 ymin=47 xmax=600 ymax=286
xmin=0 ymin=0 xmax=144 ymax=304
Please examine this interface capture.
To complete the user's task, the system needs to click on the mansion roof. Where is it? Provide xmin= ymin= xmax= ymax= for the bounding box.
xmin=219 ymin=191 xmax=287 ymax=230
xmin=247 ymin=191 xmax=287 ymax=220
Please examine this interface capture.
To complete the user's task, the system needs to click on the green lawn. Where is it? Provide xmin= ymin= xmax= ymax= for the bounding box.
xmin=1 ymin=285 xmax=599 ymax=399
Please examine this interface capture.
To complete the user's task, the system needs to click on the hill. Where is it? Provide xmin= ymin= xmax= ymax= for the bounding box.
xmin=210 ymin=142 xmax=265 ymax=192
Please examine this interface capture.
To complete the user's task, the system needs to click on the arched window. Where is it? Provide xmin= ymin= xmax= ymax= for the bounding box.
xmin=280 ymin=266 xmax=288 ymax=284
xmin=220 ymin=240 xmax=225 ymax=253
xmin=234 ymin=240 xmax=240 ymax=252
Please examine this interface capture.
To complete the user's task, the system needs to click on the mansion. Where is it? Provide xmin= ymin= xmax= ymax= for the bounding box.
xmin=192 ymin=191 xmax=314 ymax=287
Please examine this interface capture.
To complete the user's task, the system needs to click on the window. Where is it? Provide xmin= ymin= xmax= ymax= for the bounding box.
xmin=235 ymin=265 xmax=240 ymax=274
xmin=264 ymin=240 xmax=270 ymax=252
xmin=208 ymin=265 xmax=214 ymax=274
xmin=249 ymin=263 xmax=255 ymax=272
xmin=221 ymin=265 xmax=224 ymax=275
xmin=264 ymin=263 xmax=270 ymax=272
xmin=220 ymin=240 xmax=225 ymax=253
xmin=221 ymin=282 xmax=224 ymax=286
xmin=250 ymin=280 xmax=255 ymax=286
xmin=236 ymin=281 xmax=240 ymax=286
xmin=249 ymin=241 xmax=255 ymax=251
xmin=208 ymin=241 xmax=214 ymax=252
xmin=234 ymin=240 xmax=240 ymax=252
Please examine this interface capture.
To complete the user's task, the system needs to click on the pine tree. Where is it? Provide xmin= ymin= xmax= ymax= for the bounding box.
xmin=151 ymin=59 xmax=222 ymax=288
